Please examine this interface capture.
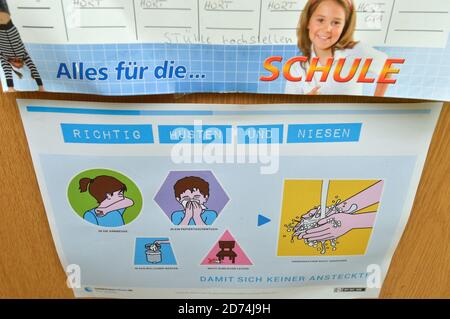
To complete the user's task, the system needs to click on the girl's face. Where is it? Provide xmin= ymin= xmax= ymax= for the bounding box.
xmin=308 ymin=0 xmax=346 ymax=51
xmin=0 ymin=12 xmax=11 ymax=25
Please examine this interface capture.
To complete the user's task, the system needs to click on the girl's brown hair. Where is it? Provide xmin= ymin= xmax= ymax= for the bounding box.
xmin=79 ymin=175 xmax=127 ymax=203
xmin=297 ymin=0 xmax=357 ymax=61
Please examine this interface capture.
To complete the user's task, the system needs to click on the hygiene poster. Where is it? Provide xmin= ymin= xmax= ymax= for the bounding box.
xmin=18 ymin=99 xmax=442 ymax=299
xmin=0 ymin=0 xmax=449 ymax=100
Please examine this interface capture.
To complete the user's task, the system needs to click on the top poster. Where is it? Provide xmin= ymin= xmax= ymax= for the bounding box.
xmin=1 ymin=0 xmax=449 ymax=100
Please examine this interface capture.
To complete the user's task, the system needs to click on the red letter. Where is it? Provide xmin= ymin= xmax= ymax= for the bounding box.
xmin=260 ymin=56 xmax=283 ymax=81
xmin=377 ymin=59 xmax=405 ymax=84
xmin=306 ymin=57 xmax=333 ymax=82
xmin=283 ymin=56 xmax=308 ymax=81
xmin=334 ymin=58 xmax=361 ymax=82
xmin=357 ymin=59 xmax=375 ymax=83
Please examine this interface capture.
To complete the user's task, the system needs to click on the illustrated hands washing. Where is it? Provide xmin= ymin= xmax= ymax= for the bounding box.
xmin=287 ymin=181 xmax=383 ymax=254
xmin=298 ymin=212 xmax=377 ymax=242
xmin=298 ymin=180 xmax=383 ymax=240
xmin=291 ymin=206 xmax=321 ymax=239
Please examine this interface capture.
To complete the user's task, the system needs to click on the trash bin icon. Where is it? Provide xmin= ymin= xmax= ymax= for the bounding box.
xmin=145 ymin=242 xmax=162 ymax=263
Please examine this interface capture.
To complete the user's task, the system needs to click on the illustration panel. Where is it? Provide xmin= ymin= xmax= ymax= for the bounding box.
xmin=201 ymin=230 xmax=252 ymax=266
xmin=134 ymin=237 xmax=177 ymax=266
xmin=154 ymin=171 xmax=229 ymax=226
xmin=67 ymin=168 xmax=143 ymax=228
xmin=278 ymin=180 xmax=384 ymax=256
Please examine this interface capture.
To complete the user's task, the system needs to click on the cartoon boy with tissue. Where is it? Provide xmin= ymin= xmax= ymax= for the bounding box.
xmin=171 ymin=176 xmax=217 ymax=226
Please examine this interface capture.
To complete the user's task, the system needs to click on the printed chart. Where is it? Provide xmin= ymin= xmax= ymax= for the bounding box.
xmin=9 ymin=0 xmax=450 ymax=47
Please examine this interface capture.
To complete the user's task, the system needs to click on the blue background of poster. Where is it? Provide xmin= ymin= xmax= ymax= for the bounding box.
xmin=39 ymin=154 xmax=416 ymax=288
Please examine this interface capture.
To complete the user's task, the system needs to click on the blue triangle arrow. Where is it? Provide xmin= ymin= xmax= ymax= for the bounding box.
xmin=257 ymin=214 xmax=271 ymax=227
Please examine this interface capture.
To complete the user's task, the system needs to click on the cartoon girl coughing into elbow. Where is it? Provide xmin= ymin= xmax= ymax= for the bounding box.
xmin=79 ymin=175 xmax=134 ymax=227
xmin=285 ymin=0 xmax=390 ymax=96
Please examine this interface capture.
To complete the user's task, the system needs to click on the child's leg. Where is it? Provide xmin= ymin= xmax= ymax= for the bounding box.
xmin=0 ymin=55 xmax=14 ymax=89
xmin=23 ymin=54 xmax=43 ymax=88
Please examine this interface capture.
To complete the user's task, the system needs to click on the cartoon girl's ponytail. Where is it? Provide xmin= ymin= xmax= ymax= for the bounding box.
xmin=79 ymin=177 xmax=93 ymax=193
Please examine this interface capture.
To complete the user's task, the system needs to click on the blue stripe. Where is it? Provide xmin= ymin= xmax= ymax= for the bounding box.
xmin=212 ymin=109 xmax=432 ymax=115
xmin=27 ymin=106 xmax=213 ymax=116
xmin=26 ymin=106 xmax=431 ymax=116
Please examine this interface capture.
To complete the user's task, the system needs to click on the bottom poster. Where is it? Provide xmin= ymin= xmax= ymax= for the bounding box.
xmin=17 ymin=99 xmax=442 ymax=299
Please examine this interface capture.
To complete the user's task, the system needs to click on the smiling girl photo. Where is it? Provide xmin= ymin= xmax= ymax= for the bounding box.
xmin=285 ymin=0 xmax=390 ymax=96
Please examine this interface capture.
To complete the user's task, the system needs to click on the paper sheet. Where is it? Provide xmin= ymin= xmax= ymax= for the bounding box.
xmin=9 ymin=0 xmax=450 ymax=47
xmin=18 ymin=99 xmax=442 ymax=299
xmin=1 ymin=1 xmax=449 ymax=99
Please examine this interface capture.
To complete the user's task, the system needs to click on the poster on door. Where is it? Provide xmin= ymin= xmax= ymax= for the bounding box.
xmin=1 ymin=1 xmax=449 ymax=101
xmin=18 ymin=99 xmax=442 ymax=298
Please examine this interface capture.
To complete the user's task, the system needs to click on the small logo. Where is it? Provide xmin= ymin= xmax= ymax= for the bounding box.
xmin=334 ymin=287 xmax=367 ymax=293
xmin=84 ymin=287 xmax=93 ymax=293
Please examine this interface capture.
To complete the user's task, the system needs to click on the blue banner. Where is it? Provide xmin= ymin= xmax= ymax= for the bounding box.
xmin=61 ymin=124 xmax=154 ymax=144
xmin=287 ymin=123 xmax=362 ymax=143
xmin=158 ymin=125 xmax=232 ymax=144
xmin=237 ymin=125 xmax=284 ymax=144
